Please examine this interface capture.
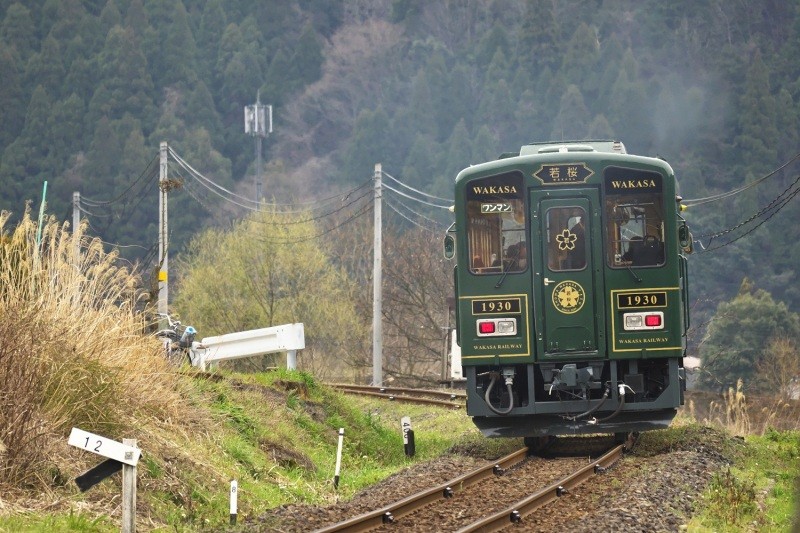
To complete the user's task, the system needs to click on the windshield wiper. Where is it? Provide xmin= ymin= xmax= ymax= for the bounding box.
xmin=494 ymin=258 xmax=518 ymax=288
xmin=626 ymin=263 xmax=642 ymax=283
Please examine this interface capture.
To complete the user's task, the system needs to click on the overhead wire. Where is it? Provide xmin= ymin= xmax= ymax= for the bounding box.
xmin=382 ymin=182 xmax=452 ymax=209
xmin=682 ymin=151 xmax=800 ymax=206
xmin=385 ymin=199 xmax=439 ymax=233
xmin=169 ymin=146 xmax=373 ymax=213
xmin=256 ymin=202 xmax=374 ymax=245
xmin=381 ymin=170 xmax=453 ymax=204
xmin=694 ymin=181 xmax=800 ymax=252
xmin=249 ymin=187 xmax=374 ymax=226
xmin=81 ymin=155 xmax=159 ymax=207
xmin=384 ymin=194 xmax=446 ymax=230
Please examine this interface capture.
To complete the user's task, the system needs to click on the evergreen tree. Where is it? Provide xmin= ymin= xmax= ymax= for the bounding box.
xmin=196 ymin=0 xmax=227 ymax=82
xmin=0 ymin=45 xmax=25 ymax=151
xmin=518 ymin=0 xmax=560 ymax=71
xmin=472 ymin=125 xmax=499 ymax=164
xmin=339 ymin=107 xmax=391 ymax=185
xmin=99 ymin=0 xmax=122 ymax=31
xmin=401 ymin=134 xmax=439 ymax=189
xmin=143 ymin=0 xmax=198 ymax=89
xmin=290 ymin=22 xmax=324 ymax=87
xmin=550 ymin=84 xmax=590 ymax=141
xmin=87 ymin=26 xmax=156 ymax=130
xmin=1 ymin=3 xmax=38 ymax=63
xmin=23 ymin=35 xmax=66 ymax=99
xmin=559 ymin=22 xmax=600 ymax=101
xmin=699 ymin=281 xmax=800 ymax=391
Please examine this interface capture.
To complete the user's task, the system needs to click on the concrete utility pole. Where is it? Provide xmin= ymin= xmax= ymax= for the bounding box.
xmin=244 ymin=92 xmax=272 ymax=204
xmin=372 ymin=163 xmax=383 ymax=386
xmin=158 ymin=141 xmax=168 ymax=317
xmin=72 ymin=191 xmax=80 ymax=259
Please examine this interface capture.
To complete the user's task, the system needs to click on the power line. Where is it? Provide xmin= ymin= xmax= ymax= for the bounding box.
xmin=694 ymin=180 xmax=800 ymax=252
xmin=383 ymin=182 xmax=452 ymax=209
xmin=385 ymin=194 xmax=446 ymax=230
xmin=81 ymin=155 xmax=159 ymax=206
xmin=682 ymin=151 xmax=800 ymax=207
xmin=381 ymin=170 xmax=453 ymax=204
xmin=385 ymin=199 xmax=439 ymax=233
xmin=256 ymin=202 xmax=375 ymax=245
xmin=170 ymin=146 xmax=373 ymax=213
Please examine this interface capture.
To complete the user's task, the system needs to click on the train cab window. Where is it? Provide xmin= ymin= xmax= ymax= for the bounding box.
xmin=545 ymin=207 xmax=587 ymax=271
xmin=604 ymin=167 xmax=666 ymax=267
xmin=465 ymin=172 xmax=527 ymax=274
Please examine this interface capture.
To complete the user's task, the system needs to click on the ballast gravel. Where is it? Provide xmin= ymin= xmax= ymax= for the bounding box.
xmin=246 ymin=426 xmax=737 ymax=532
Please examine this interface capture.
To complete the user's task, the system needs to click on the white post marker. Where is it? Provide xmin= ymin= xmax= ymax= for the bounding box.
xmin=333 ymin=428 xmax=344 ymax=489
xmin=121 ymin=438 xmax=137 ymax=533
xmin=401 ymin=416 xmax=415 ymax=458
xmin=230 ymin=480 xmax=238 ymax=525
xmin=68 ymin=429 xmax=141 ymax=532
xmin=68 ymin=428 xmax=141 ymax=466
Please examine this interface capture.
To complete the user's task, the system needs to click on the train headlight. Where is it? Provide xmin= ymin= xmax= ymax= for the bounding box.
xmin=476 ymin=318 xmax=517 ymax=337
xmin=623 ymin=311 xmax=664 ymax=331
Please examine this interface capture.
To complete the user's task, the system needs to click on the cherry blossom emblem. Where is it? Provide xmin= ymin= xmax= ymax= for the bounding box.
xmin=556 ymin=229 xmax=578 ymax=251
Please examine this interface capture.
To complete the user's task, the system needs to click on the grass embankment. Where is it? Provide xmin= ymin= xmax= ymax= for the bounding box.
xmin=682 ymin=386 xmax=800 ymax=531
xmin=0 ymin=369 xmax=480 ymax=532
xmin=0 ymin=212 xmax=797 ymax=531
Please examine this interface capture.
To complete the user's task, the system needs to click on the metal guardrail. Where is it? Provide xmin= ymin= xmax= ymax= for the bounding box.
xmin=190 ymin=323 xmax=305 ymax=371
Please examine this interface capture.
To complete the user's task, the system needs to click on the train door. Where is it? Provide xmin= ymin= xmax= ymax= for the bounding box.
xmin=530 ymin=189 xmax=605 ymax=360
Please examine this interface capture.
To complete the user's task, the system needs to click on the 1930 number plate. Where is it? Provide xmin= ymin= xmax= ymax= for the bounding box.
xmin=616 ymin=291 xmax=667 ymax=309
xmin=472 ymin=298 xmax=521 ymax=314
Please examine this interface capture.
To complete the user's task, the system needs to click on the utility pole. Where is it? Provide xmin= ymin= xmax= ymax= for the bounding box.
xmin=244 ymin=92 xmax=272 ymax=205
xmin=372 ymin=163 xmax=383 ymax=386
xmin=158 ymin=141 xmax=168 ymax=318
xmin=72 ymin=191 xmax=80 ymax=259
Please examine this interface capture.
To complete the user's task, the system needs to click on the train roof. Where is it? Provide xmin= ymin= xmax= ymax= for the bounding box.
xmin=499 ymin=140 xmax=627 ymax=159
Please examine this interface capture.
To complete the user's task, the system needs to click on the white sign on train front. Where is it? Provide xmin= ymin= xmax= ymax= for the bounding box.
xmin=68 ymin=428 xmax=141 ymax=466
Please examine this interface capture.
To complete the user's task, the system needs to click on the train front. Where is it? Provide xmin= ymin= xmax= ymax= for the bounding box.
xmin=449 ymin=140 xmax=691 ymax=438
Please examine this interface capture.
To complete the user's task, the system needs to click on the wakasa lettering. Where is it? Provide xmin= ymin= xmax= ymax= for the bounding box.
xmin=610 ymin=179 xmax=657 ymax=189
xmin=474 ymin=343 xmax=523 ymax=350
xmin=472 ymin=185 xmax=518 ymax=195
xmin=618 ymin=337 xmax=668 ymax=344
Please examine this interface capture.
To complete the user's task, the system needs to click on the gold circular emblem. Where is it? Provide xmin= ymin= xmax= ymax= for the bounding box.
xmin=551 ymin=280 xmax=585 ymax=314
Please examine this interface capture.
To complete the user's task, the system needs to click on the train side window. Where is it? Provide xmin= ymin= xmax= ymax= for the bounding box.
xmin=465 ymin=172 xmax=527 ymax=274
xmin=604 ymin=167 xmax=665 ymax=268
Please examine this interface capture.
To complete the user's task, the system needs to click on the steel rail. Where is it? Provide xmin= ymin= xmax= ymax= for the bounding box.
xmin=455 ymin=441 xmax=628 ymax=532
xmin=314 ymin=447 xmax=529 ymax=533
xmin=329 ymin=383 xmax=467 ymax=400
xmin=329 ymin=384 xmax=465 ymax=408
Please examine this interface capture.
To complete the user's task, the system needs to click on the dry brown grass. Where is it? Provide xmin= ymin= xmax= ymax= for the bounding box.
xmin=0 ymin=210 xmax=194 ymax=491
xmin=686 ymin=384 xmax=800 ymax=436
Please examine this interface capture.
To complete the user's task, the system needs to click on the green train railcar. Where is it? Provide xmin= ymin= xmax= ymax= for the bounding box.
xmin=445 ymin=140 xmax=692 ymax=438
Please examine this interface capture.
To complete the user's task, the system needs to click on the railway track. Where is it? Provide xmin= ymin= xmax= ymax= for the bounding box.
xmin=314 ymin=435 xmax=634 ymax=532
xmin=328 ymin=383 xmax=466 ymax=408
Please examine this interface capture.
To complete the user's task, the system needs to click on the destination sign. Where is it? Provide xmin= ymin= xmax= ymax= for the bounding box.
xmin=533 ymin=163 xmax=593 ymax=185
xmin=472 ymin=297 xmax=522 ymax=315
xmin=616 ymin=291 xmax=667 ymax=309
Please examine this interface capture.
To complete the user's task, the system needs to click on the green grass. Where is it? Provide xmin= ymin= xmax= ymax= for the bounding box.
xmin=688 ymin=429 xmax=800 ymax=531
xmin=17 ymin=369 xmax=798 ymax=532
xmin=0 ymin=511 xmax=114 ymax=533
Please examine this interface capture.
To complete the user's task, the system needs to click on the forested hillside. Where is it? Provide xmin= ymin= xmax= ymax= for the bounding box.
xmin=1 ymin=0 xmax=799 ymax=323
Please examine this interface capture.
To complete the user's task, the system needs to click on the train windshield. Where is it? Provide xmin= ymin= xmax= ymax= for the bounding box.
xmin=465 ymin=171 xmax=527 ymax=274
xmin=604 ymin=167 xmax=666 ymax=267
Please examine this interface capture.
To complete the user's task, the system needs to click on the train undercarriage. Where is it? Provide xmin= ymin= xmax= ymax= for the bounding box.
xmin=465 ymin=357 xmax=685 ymax=437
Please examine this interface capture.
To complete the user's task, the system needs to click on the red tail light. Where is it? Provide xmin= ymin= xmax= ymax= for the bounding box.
xmin=479 ymin=322 xmax=496 ymax=334
xmin=645 ymin=314 xmax=662 ymax=327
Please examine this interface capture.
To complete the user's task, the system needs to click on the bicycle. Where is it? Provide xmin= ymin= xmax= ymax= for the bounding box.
xmin=154 ymin=313 xmax=197 ymax=366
